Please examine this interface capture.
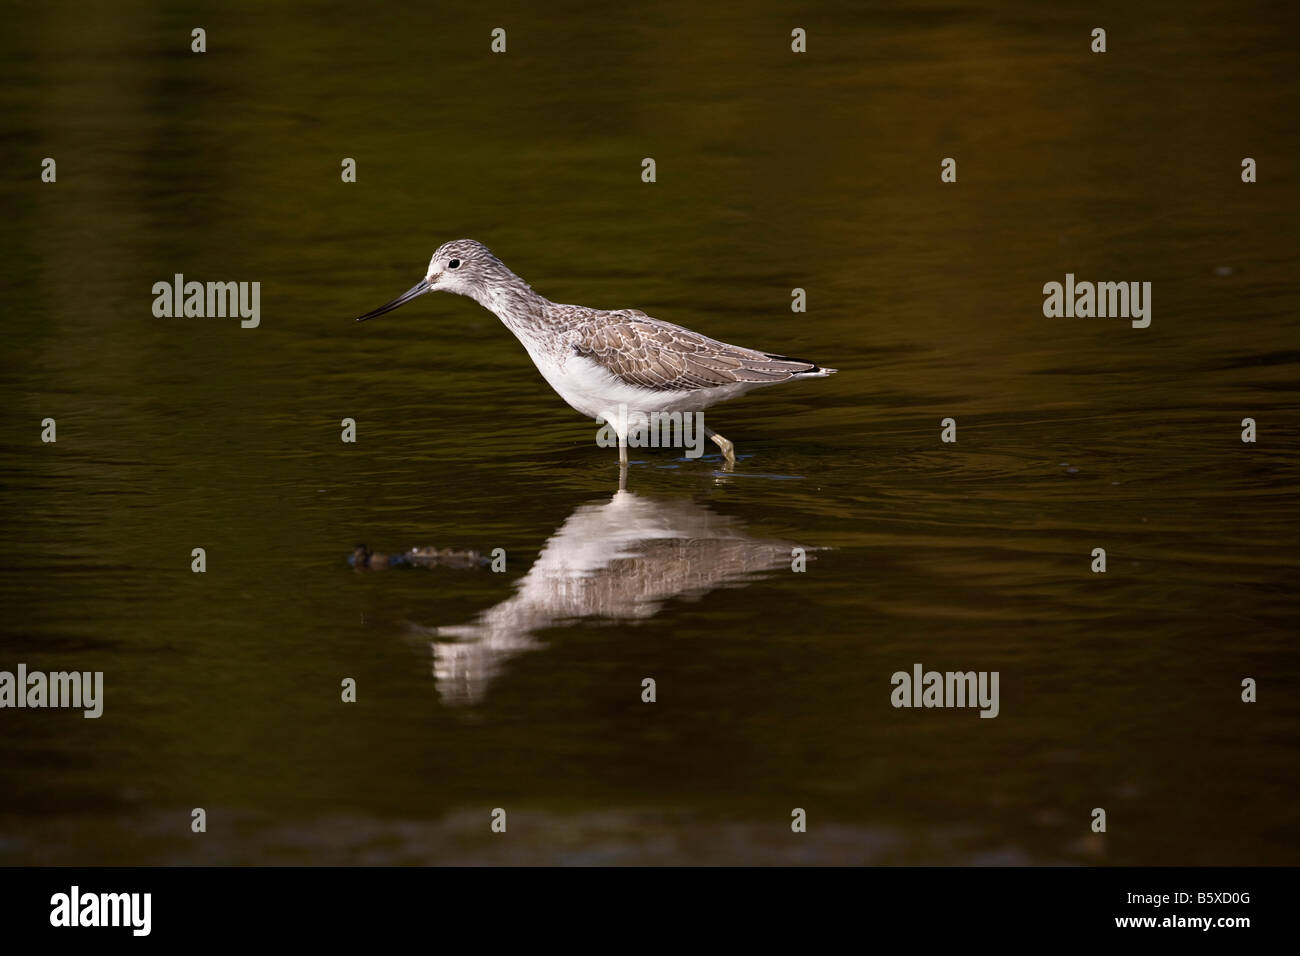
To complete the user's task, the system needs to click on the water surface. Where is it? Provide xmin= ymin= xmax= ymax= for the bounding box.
xmin=1 ymin=0 xmax=1297 ymax=864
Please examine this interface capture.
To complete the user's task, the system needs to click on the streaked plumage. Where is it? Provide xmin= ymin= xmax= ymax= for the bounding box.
xmin=355 ymin=239 xmax=836 ymax=465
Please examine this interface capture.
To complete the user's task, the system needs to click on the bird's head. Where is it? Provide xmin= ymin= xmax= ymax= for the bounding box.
xmin=355 ymin=239 xmax=505 ymax=321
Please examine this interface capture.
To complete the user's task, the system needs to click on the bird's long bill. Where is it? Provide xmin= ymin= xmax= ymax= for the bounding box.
xmin=355 ymin=279 xmax=430 ymax=322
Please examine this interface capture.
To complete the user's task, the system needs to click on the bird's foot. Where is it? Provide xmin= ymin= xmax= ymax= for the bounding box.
xmin=707 ymin=430 xmax=737 ymax=469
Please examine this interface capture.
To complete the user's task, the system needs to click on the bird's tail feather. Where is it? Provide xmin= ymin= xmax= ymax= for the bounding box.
xmin=761 ymin=352 xmax=837 ymax=378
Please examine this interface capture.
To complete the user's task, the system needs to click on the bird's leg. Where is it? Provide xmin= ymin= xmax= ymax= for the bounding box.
xmin=705 ymin=427 xmax=737 ymax=468
xmin=618 ymin=436 xmax=628 ymax=467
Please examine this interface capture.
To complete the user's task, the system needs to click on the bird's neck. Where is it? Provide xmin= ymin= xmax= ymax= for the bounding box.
xmin=465 ymin=273 xmax=551 ymax=333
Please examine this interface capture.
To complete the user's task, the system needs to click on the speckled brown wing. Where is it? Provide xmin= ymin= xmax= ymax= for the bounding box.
xmin=571 ymin=310 xmax=825 ymax=392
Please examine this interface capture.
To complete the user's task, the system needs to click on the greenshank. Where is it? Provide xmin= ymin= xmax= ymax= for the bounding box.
xmin=355 ymin=240 xmax=836 ymax=465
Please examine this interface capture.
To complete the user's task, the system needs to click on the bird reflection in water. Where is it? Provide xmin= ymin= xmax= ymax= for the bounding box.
xmin=415 ymin=491 xmax=809 ymax=705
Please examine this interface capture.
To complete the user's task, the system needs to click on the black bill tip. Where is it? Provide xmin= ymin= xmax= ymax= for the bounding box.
xmin=355 ymin=279 xmax=431 ymax=322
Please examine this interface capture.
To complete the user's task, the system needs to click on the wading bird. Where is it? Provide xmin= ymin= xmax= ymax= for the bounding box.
xmin=355 ymin=240 xmax=836 ymax=466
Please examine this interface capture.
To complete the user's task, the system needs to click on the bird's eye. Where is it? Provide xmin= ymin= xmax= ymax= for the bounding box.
xmin=448 ymin=259 xmax=461 ymax=269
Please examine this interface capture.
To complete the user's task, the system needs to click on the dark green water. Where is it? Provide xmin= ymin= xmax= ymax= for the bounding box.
xmin=1 ymin=1 xmax=1297 ymax=864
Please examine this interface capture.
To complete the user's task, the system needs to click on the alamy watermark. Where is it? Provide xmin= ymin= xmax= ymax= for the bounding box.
xmin=0 ymin=664 xmax=103 ymax=718
xmin=152 ymin=274 xmax=260 ymax=328
xmin=50 ymin=886 xmax=150 ymax=936
xmin=891 ymin=663 xmax=999 ymax=718
xmin=1042 ymin=274 xmax=1151 ymax=328
xmin=595 ymin=405 xmax=706 ymax=458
